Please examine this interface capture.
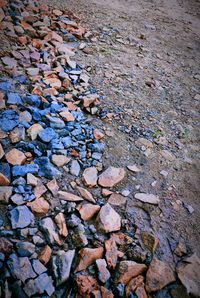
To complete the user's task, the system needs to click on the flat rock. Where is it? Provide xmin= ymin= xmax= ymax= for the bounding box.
xmin=127 ymin=165 xmax=141 ymax=172
xmin=34 ymin=183 xmax=47 ymax=198
xmin=7 ymin=92 xmax=22 ymax=105
xmin=82 ymin=167 xmax=98 ymax=187
xmin=27 ymin=197 xmax=50 ymax=215
xmin=0 ymin=186 xmax=13 ymax=203
xmin=134 ymin=193 xmax=160 ymax=204
xmin=96 ymin=203 xmax=121 ymax=233
xmin=77 ymin=203 xmax=100 ymax=221
xmin=98 ymin=167 xmax=125 ymax=187
xmin=59 ymin=111 xmax=75 ymax=122
xmin=46 ymin=178 xmax=59 ymax=196
xmin=38 ymin=245 xmax=52 ymax=265
xmin=6 ymin=149 xmax=26 ymax=165
xmin=10 ymin=206 xmax=35 ymax=229
xmin=12 ymin=164 xmax=39 ymax=177
xmin=117 ymin=261 xmax=147 ymax=285
xmin=58 ymin=191 xmax=83 ymax=202
xmin=40 ymin=217 xmax=62 ymax=245
xmin=146 ymin=258 xmax=175 ymax=292
xmin=70 ymin=160 xmax=80 ymax=176
xmin=96 ymin=258 xmax=111 ymax=283
xmin=54 ymin=212 xmax=68 ymax=237
xmin=27 ymin=123 xmax=43 ymax=140
xmin=75 ymin=247 xmax=104 ymax=272
xmin=76 ymin=186 xmax=96 ymax=203
xmin=108 ymin=193 xmax=127 ymax=206
xmin=27 ymin=173 xmax=38 ymax=186
xmin=23 ymin=273 xmax=55 ymax=296
xmin=38 ymin=128 xmax=56 ymax=143
xmin=51 ymin=154 xmax=70 ymax=167
xmin=16 ymin=241 xmax=35 ymax=257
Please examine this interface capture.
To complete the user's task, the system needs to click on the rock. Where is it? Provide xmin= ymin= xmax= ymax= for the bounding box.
xmin=24 ymin=94 xmax=41 ymax=107
xmin=10 ymin=194 xmax=25 ymax=205
xmin=40 ymin=217 xmax=62 ymax=245
xmin=174 ymin=240 xmax=187 ymax=257
xmin=23 ymin=273 xmax=55 ymax=296
xmin=96 ymin=203 xmax=121 ymax=233
xmin=146 ymin=258 xmax=175 ymax=292
xmin=38 ymin=128 xmax=56 ymax=143
xmin=38 ymin=245 xmax=52 ymax=265
xmin=76 ymin=186 xmax=96 ymax=203
xmin=7 ymin=253 xmax=36 ymax=283
xmin=70 ymin=160 xmax=81 ymax=176
xmin=58 ymin=191 xmax=84 ymax=202
xmin=52 ymin=250 xmax=75 ymax=286
xmin=0 ymin=172 xmax=10 ymax=186
xmin=96 ymin=259 xmax=111 ymax=283
xmin=75 ymin=247 xmax=104 ymax=272
xmin=0 ymin=186 xmax=13 ymax=203
xmin=76 ymin=274 xmax=99 ymax=296
xmin=16 ymin=241 xmax=35 ymax=257
xmin=9 ymin=127 xmax=25 ymax=143
xmin=1 ymin=57 xmax=17 ymax=68
xmin=105 ymin=237 xmax=122 ymax=269
xmin=125 ymin=275 xmax=144 ymax=297
xmin=160 ymin=150 xmax=175 ymax=162
xmin=6 ymin=149 xmax=26 ymax=165
xmin=82 ymin=167 xmax=98 ymax=187
xmin=134 ymin=193 xmax=160 ymax=204
xmin=27 ymin=197 xmax=50 ymax=215
xmin=46 ymin=178 xmax=59 ymax=196
xmin=0 ymin=237 xmax=13 ymax=254
xmin=77 ymin=203 xmax=100 ymax=221
xmin=141 ymin=232 xmax=158 ymax=253
xmin=7 ymin=93 xmax=22 ymax=105
xmin=27 ymin=173 xmax=38 ymax=187
xmin=98 ymin=167 xmax=125 ymax=187
xmin=117 ymin=261 xmax=147 ymax=285
xmin=127 ymin=165 xmax=141 ymax=172
xmin=135 ymin=285 xmax=148 ymax=298
xmin=19 ymin=111 xmax=32 ymax=123
xmin=177 ymin=254 xmax=200 ymax=297
xmin=93 ymin=129 xmax=104 ymax=140
xmin=34 ymin=183 xmax=47 ymax=198
xmin=12 ymin=164 xmax=39 ymax=177
xmin=27 ymin=67 xmax=39 ymax=76
xmin=51 ymin=154 xmax=70 ymax=167
xmin=54 ymin=212 xmax=68 ymax=237
xmin=108 ymin=193 xmax=127 ymax=207
xmin=47 ymin=115 xmax=65 ymax=129
xmin=0 ymin=143 xmax=4 ymax=159
xmin=101 ymin=286 xmax=114 ymax=298
xmin=59 ymin=111 xmax=75 ymax=122
xmin=10 ymin=206 xmax=35 ymax=229
xmin=72 ymin=225 xmax=88 ymax=247
xmin=0 ymin=163 xmax=10 ymax=185
xmin=35 ymin=157 xmax=61 ymax=179
xmin=27 ymin=124 xmax=43 ymax=141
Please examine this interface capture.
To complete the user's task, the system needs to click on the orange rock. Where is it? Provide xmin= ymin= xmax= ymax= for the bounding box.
xmin=5 ymin=148 xmax=26 ymax=165
xmin=27 ymin=123 xmax=43 ymax=140
xmin=45 ymin=31 xmax=63 ymax=43
xmin=125 ymin=275 xmax=144 ymax=296
xmin=136 ymin=285 xmax=148 ymax=298
xmin=0 ymin=173 xmax=10 ymax=186
xmin=58 ymin=191 xmax=83 ymax=202
xmin=62 ymin=78 xmax=71 ymax=89
xmin=46 ymin=179 xmax=59 ymax=196
xmin=44 ymin=77 xmax=61 ymax=89
xmin=75 ymin=247 xmax=104 ymax=272
xmin=117 ymin=261 xmax=147 ymax=285
xmin=82 ymin=167 xmax=98 ymax=187
xmin=76 ymin=274 xmax=99 ymax=296
xmin=51 ymin=154 xmax=70 ymax=167
xmin=38 ymin=245 xmax=52 ymax=265
xmin=34 ymin=183 xmax=47 ymax=198
xmin=98 ymin=167 xmax=125 ymax=188
xmin=32 ymin=38 xmax=43 ymax=49
xmin=21 ymin=20 xmax=35 ymax=33
xmin=108 ymin=193 xmax=127 ymax=207
xmin=96 ymin=203 xmax=121 ymax=233
xmin=93 ymin=129 xmax=104 ymax=140
xmin=76 ymin=186 xmax=96 ymax=203
xmin=27 ymin=197 xmax=50 ymax=215
xmin=105 ymin=237 xmax=122 ymax=269
xmin=54 ymin=212 xmax=68 ymax=237
xmin=65 ymin=101 xmax=76 ymax=111
xmin=77 ymin=203 xmax=100 ymax=221
xmin=101 ymin=286 xmax=114 ymax=298
xmin=59 ymin=111 xmax=75 ymax=122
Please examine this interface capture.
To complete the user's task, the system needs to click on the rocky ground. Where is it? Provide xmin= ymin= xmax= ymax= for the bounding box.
xmin=0 ymin=0 xmax=200 ymax=297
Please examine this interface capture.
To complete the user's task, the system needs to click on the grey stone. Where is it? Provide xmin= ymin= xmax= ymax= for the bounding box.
xmin=38 ymin=128 xmax=57 ymax=143
xmin=12 ymin=164 xmax=39 ymax=177
xmin=70 ymin=160 xmax=80 ymax=176
xmin=10 ymin=206 xmax=35 ymax=229
xmin=23 ymin=273 xmax=55 ymax=296
xmin=0 ymin=186 xmax=13 ymax=203
xmin=10 ymin=194 xmax=25 ymax=205
xmin=47 ymin=115 xmax=65 ymax=129
xmin=32 ymin=259 xmax=47 ymax=275
xmin=39 ymin=217 xmax=61 ymax=245
xmin=7 ymin=93 xmax=22 ymax=105
xmin=16 ymin=241 xmax=35 ymax=257
xmin=35 ymin=157 xmax=61 ymax=179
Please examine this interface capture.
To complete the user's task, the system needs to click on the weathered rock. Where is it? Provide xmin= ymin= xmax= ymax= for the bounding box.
xmin=96 ymin=203 xmax=121 ymax=233
xmin=27 ymin=123 xmax=43 ymax=140
xmin=59 ymin=111 xmax=75 ymax=122
xmin=34 ymin=183 xmax=47 ymax=198
xmin=38 ymin=245 xmax=52 ymax=265
xmin=0 ymin=110 xmax=19 ymax=132
xmin=23 ymin=273 xmax=55 ymax=296
xmin=101 ymin=286 xmax=114 ymax=298
xmin=54 ymin=212 xmax=68 ymax=237
xmin=0 ymin=186 xmax=13 ymax=203
xmin=0 ymin=237 xmax=13 ymax=254
xmin=96 ymin=259 xmax=111 ymax=283
xmin=160 ymin=150 xmax=175 ymax=161
xmin=98 ymin=167 xmax=125 ymax=187
xmin=19 ymin=111 xmax=32 ymax=123
xmin=0 ymin=172 xmax=10 ymax=185
xmin=117 ymin=261 xmax=147 ymax=285
xmin=35 ymin=157 xmax=61 ymax=179
xmin=70 ymin=160 xmax=81 ymax=176
xmin=58 ymin=191 xmax=83 ymax=202
xmin=105 ymin=237 xmax=122 ymax=269
xmin=108 ymin=193 xmax=127 ymax=206
xmin=127 ymin=165 xmax=141 ymax=172
xmin=77 ymin=203 xmax=100 ymax=221
xmin=27 ymin=197 xmax=50 ymax=215
xmin=141 ymin=232 xmax=158 ymax=253
xmin=40 ymin=217 xmax=62 ymax=245
xmin=82 ymin=167 xmax=98 ymax=187
xmin=12 ymin=164 xmax=39 ymax=177
xmin=125 ymin=275 xmax=144 ymax=297
xmin=146 ymin=258 xmax=175 ymax=292
xmin=135 ymin=193 xmax=160 ymax=204
xmin=32 ymin=259 xmax=47 ymax=275
xmin=75 ymin=247 xmax=104 ymax=272
xmin=38 ymin=128 xmax=56 ymax=143
xmin=9 ymin=127 xmax=25 ymax=143
xmin=10 ymin=206 xmax=35 ymax=229
xmin=76 ymin=274 xmax=99 ymax=296
xmin=16 ymin=241 xmax=35 ymax=257
xmin=76 ymin=186 xmax=96 ymax=203
xmin=7 ymin=93 xmax=22 ymax=105
xmin=46 ymin=178 xmax=59 ymax=196
xmin=51 ymin=154 xmax=69 ymax=167
xmin=135 ymin=285 xmax=148 ymax=298
xmin=27 ymin=173 xmax=38 ymax=186
xmin=52 ymin=250 xmax=75 ymax=286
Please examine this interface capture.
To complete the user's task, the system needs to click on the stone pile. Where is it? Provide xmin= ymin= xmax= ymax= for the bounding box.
xmin=0 ymin=0 xmax=199 ymax=297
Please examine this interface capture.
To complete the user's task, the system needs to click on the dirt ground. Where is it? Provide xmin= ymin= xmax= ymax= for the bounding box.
xmin=45 ymin=0 xmax=200 ymax=261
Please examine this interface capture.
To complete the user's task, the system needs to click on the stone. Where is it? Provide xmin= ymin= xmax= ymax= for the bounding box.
xmin=174 ymin=240 xmax=187 ymax=257
xmin=0 ymin=110 xmax=19 ymax=132
xmin=77 ymin=203 xmax=100 ymax=221
xmin=0 ymin=143 xmax=4 ymax=159
xmin=127 ymin=165 xmax=141 ymax=172
xmin=134 ymin=193 xmax=160 ymax=205
xmin=105 ymin=237 xmax=123 ymax=269
xmin=135 ymin=285 xmax=148 ymax=298
xmin=96 ymin=259 xmax=111 ymax=283
xmin=9 ymin=127 xmax=25 ymax=143
xmin=27 ymin=173 xmax=38 ymax=186
xmin=27 ymin=197 xmax=50 ymax=215
xmin=76 ymin=275 xmax=99 ymax=296
xmin=59 ymin=111 xmax=75 ymax=122
xmin=7 ymin=253 xmax=36 ymax=283
xmin=98 ymin=167 xmax=125 ymax=187
xmin=44 ymin=77 xmax=61 ymax=89
xmin=52 ymin=250 xmax=75 ymax=286
xmin=38 ymin=128 xmax=56 ymax=143
xmin=146 ymin=258 xmax=175 ymax=292
xmin=96 ymin=203 xmax=121 ymax=233
xmin=125 ymin=275 xmax=144 ymax=297
xmin=177 ymin=254 xmax=200 ymax=297
xmin=75 ymin=247 xmax=104 ymax=272
xmin=23 ymin=273 xmax=55 ymax=296
xmin=108 ymin=193 xmax=127 ymax=206
xmin=27 ymin=124 xmax=43 ymax=140
xmin=58 ymin=191 xmax=84 ymax=202
xmin=101 ymin=286 xmax=114 ymax=298
xmin=35 ymin=157 xmax=61 ymax=179
xmin=70 ymin=160 xmax=80 ymax=176
xmin=46 ymin=178 xmax=59 ymax=196
xmin=10 ymin=206 xmax=35 ymax=229
xmin=24 ymin=94 xmax=41 ymax=107
xmin=83 ymin=167 xmax=98 ymax=187
xmin=40 ymin=217 xmax=62 ymax=245
xmin=51 ymin=154 xmax=69 ymax=167
xmin=0 ymin=163 xmax=10 ymax=185
xmin=0 ymin=186 xmax=13 ymax=203
xmin=117 ymin=261 xmax=147 ymax=285
xmin=93 ymin=129 xmax=104 ymax=140
xmin=34 ymin=183 xmax=47 ymax=198
xmin=54 ymin=212 xmax=68 ymax=237
xmin=38 ymin=245 xmax=52 ymax=265
xmin=7 ymin=93 xmax=22 ymax=105
xmin=19 ymin=111 xmax=32 ymax=123
xmin=10 ymin=194 xmax=25 ymax=205
xmin=16 ymin=241 xmax=35 ymax=257
xmin=27 ymin=67 xmax=39 ymax=76
xmin=1 ymin=56 xmax=17 ymax=68
xmin=76 ymin=186 xmax=96 ymax=203
xmin=32 ymin=259 xmax=47 ymax=275
xmin=6 ymin=149 xmax=26 ymax=165
xmin=141 ymin=232 xmax=158 ymax=253
xmin=0 ymin=237 xmax=13 ymax=254
xmin=160 ymin=150 xmax=175 ymax=162
xmin=12 ymin=164 xmax=39 ymax=177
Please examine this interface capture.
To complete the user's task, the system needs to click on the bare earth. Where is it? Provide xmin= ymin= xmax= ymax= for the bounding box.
xmin=46 ymin=0 xmax=200 ymax=260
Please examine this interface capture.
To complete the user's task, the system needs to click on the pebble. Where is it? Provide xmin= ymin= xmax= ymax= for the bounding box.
xmin=134 ymin=193 xmax=160 ymax=205
xmin=98 ymin=167 xmax=125 ymax=187
xmin=38 ymin=127 xmax=56 ymax=143
xmin=82 ymin=167 xmax=98 ymax=187
xmin=70 ymin=160 xmax=81 ymax=176
xmin=96 ymin=203 xmax=121 ymax=233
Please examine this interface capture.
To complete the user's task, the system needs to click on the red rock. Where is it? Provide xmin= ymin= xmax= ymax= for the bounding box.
xmin=96 ymin=203 xmax=121 ymax=233
xmin=102 ymin=188 xmax=113 ymax=197
xmin=0 ymin=173 xmax=10 ymax=186
xmin=145 ymin=258 xmax=175 ymax=292
xmin=65 ymin=101 xmax=77 ymax=111
xmin=54 ymin=212 xmax=68 ymax=237
xmin=0 ymin=143 xmax=4 ymax=159
xmin=21 ymin=20 xmax=35 ymax=33
xmin=27 ymin=197 xmax=50 ymax=215
xmin=76 ymin=274 xmax=99 ymax=296
xmin=125 ymin=275 xmax=144 ymax=296
xmin=27 ymin=123 xmax=43 ymax=140
xmin=108 ymin=193 xmax=127 ymax=207
xmin=58 ymin=191 xmax=83 ymax=202
xmin=5 ymin=149 xmax=26 ymax=165
xmin=51 ymin=154 xmax=70 ymax=167
xmin=27 ymin=173 xmax=38 ymax=187
xmin=96 ymin=259 xmax=111 ymax=283
xmin=45 ymin=31 xmax=63 ymax=43
xmin=0 ymin=237 xmax=13 ymax=254
xmin=98 ymin=167 xmax=125 ymax=188
xmin=117 ymin=261 xmax=147 ymax=285
xmin=38 ymin=245 xmax=52 ymax=265
xmin=105 ymin=237 xmax=123 ymax=269
xmin=82 ymin=167 xmax=98 ymax=187
xmin=34 ymin=183 xmax=47 ymax=198
xmin=0 ymin=186 xmax=13 ymax=203
xmin=101 ymin=287 xmax=114 ymax=298
xmin=136 ymin=285 xmax=148 ymax=298
xmin=135 ymin=193 xmax=160 ymax=205
xmin=46 ymin=179 xmax=59 ymax=196
xmin=44 ymin=77 xmax=61 ymax=89
xmin=75 ymin=247 xmax=104 ymax=272
xmin=93 ymin=129 xmax=104 ymax=140
xmin=59 ymin=111 xmax=75 ymax=122
xmin=76 ymin=186 xmax=96 ymax=203
xmin=77 ymin=203 xmax=100 ymax=221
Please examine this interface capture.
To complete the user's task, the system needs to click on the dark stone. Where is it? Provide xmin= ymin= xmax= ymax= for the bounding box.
xmin=7 ymin=93 xmax=22 ymax=105
xmin=9 ymin=206 xmax=35 ymax=229
xmin=0 ymin=163 xmax=11 ymax=181
xmin=38 ymin=128 xmax=57 ymax=143
xmin=12 ymin=164 xmax=39 ymax=177
xmin=16 ymin=241 xmax=35 ymax=257
xmin=35 ymin=157 xmax=61 ymax=179
xmin=10 ymin=281 xmax=28 ymax=298
xmin=87 ymin=142 xmax=105 ymax=153
xmin=23 ymin=94 xmax=41 ymax=107
xmin=0 ymin=237 xmax=13 ymax=254
xmin=0 ymin=252 xmax=5 ymax=268
xmin=0 ymin=110 xmax=19 ymax=132
xmin=23 ymin=273 xmax=55 ymax=296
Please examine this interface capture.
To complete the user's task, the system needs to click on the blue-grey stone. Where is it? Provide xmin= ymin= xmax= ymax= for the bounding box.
xmin=23 ymin=273 xmax=55 ymax=296
xmin=51 ymin=102 xmax=63 ymax=112
xmin=12 ymin=164 xmax=39 ymax=177
xmin=7 ymin=93 xmax=22 ymax=105
xmin=49 ymin=138 xmax=64 ymax=150
xmin=38 ymin=128 xmax=57 ymax=143
xmin=10 ymin=206 xmax=35 ymax=229
xmin=32 ymin=259 xmax=47 ymax=275
xmin=12 ymin=177 xmax=26 ymax=186
xmin=0 ymin=163 xmax=11 ymax=181
xmin=35 ymin=157 xmax=61 ymax=179
xmin=0 ymin=81 xmax=12 ymax=91
xmin=24 ymin=94 xmax=41 ymax=107
xmin=16 ymin=241 xmax=35 ymax=257
xmin=88 ymin=142 xmax=105 ymax=153
xmin=47 ymin=116 xmax=65 ymax=129
xmin=62 ymin=136 xmax=73 ymax=148
xmin=0 ymin=110 xmax=19 ymax=132
xmin=70 ymin=160 xmax=80 ymax=176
